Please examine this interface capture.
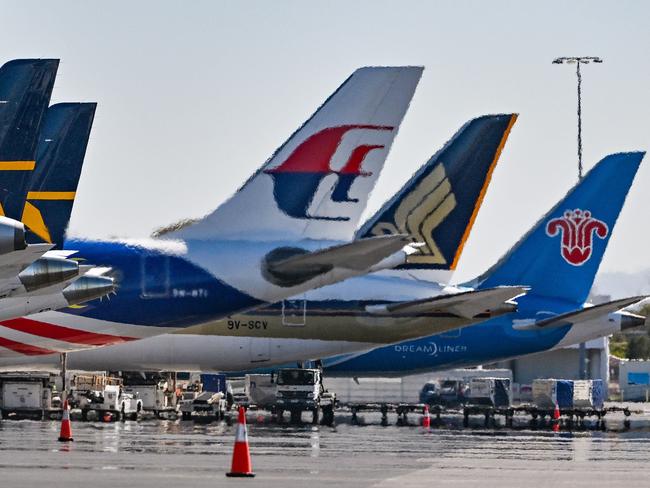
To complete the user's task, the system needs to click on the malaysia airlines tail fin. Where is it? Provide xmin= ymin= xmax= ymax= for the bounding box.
xmin=473 ymin=152 xmax=644 ymax=305
xmin=0 ymin=59 xmax=59 ymax=220
xmin=22 ymin=103 xmax=96 ymax=247
xmin=356 ymin=114 xmax=517 ymax=283
xmin=161 ymin=67 xmax=423 ymax=242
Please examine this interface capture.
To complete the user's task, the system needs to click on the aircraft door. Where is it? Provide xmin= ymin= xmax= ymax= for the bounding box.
xmin=281 ymin=296 xmax=307 ymax=326
xmin=250 ymin=337 xmax=271 ymax=363
xmin=141 ymin=255 xmax=171 ymax=298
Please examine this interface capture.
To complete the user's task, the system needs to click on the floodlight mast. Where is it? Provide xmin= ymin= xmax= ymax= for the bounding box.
xmin=552 ymin=56 xmax=603 ymax=180
xmin=553 ymin=56 xmax=603 ymax=382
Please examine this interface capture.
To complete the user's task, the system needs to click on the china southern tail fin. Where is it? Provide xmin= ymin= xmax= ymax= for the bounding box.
xmin=162 ymin=67 xmax=422 ymax=242
xmin=0 ymin=59 xmax=59 ymax=220
xmin=356 ymin=114 xmax=517 ymax=282
xmin=473 ymin=152 xmax=644 ymax=305
xmin=22 ymin=102 xmax=96 ymax=247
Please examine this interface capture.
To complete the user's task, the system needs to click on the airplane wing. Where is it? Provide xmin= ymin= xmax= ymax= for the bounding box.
xmin=365 ymin=286 xmax=528 ymax=319
xmin=264 ymin=235 xmax=413 ymax=286
xmin=0 ymin=243 xmax=54 ymax=283
xmin=514 ymin=296 xmax=647 ymax=330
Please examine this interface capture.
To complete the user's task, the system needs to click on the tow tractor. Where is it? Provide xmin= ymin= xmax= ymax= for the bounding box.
xmin=179 ymin=374 xmax=229 ymax=422
xmin=275 ymin=368 xmax=336 ymax=425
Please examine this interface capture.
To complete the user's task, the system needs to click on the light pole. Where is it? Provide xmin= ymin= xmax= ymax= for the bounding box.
xmin=553 ymin=56 xmax=603 ymax=381
xmin=552 ymin=56 xmax=603 ymax=180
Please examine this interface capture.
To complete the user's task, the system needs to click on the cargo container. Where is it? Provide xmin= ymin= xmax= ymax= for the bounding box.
xmin=467 ymin=378 xmax=511 ymax=407
xmin=532 ymin=379 xmax=574 ymax=409
xmin=572 ymin=380 xmax=592 ymax=408
xmin=200 ymin=374 xmax=227 ymax=394
xmin=591 ymin=379 xmax=605 ymax=409
xmin=0 ymin=373 xmax=58 ymax=420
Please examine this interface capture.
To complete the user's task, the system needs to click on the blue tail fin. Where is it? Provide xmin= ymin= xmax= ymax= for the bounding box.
xmin=0 ymin=59 xmax=59 ymax=220
xmin=475 ymin=152 xmax=644 ymax=304
xmin=356 ymin=114 xmax=517 ymax=281
xmin=23 ymin=102 xmax=96 ymax=247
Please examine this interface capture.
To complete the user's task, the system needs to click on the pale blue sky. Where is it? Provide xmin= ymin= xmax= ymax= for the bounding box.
xmin=2 ymin=0 xmax=649 ymax=282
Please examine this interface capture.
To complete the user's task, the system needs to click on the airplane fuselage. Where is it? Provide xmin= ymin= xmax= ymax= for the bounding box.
xmin=0 ymin=287 xmax=632 ymax=373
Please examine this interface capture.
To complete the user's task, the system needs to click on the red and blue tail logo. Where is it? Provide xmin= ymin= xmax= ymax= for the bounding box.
xmin=546 ymin=209 xmax=609 ymax=266
xmin=264 ymin=125 xmax=393 ymax=220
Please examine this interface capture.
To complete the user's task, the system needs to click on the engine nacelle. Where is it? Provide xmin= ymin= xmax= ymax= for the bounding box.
xmin=0 ymin=216 xmax=27 ymax=255
xmin=63 ymin=275 xmax=115 ymax=305
xmin=19 ymin=256 xmax=79 ymax=292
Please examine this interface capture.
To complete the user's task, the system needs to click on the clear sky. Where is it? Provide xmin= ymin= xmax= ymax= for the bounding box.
xmin=2 ymin=0 xmax=649 ymax=282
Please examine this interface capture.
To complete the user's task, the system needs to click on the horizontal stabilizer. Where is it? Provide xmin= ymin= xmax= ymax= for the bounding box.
xmin=263 ymin=234 xmax=412 ymax=287
xmin=366 ymin=285 xmax=528 ymax=318
xmin=514 ymin=296 xmax=647 ymax=330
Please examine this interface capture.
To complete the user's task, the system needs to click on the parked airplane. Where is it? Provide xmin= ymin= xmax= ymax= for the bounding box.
xmin=321 ymin=151 xmax=647 ymax=375
xmin=11 ymin=151 xmax=644 ymax=373
xmin=0 ymin=113 xmax=531 ymax=370
xmin=0 ymin=102 xmax=115 ymax=325
xmin=0 ymin=60 xmax=113 ymax=325
xmin=0 ymin=66 xmax=425 ymax=356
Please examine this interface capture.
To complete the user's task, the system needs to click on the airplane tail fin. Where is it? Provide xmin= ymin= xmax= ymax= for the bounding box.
xmin=0 ymin=59 xmax=59 ymax=220
xmin=23 ymin=103 xmax=96 ymax=247
xmin=161 ymin=66 xmax=423 ymax=242
xmin=473 ymin=152 xmax=644 ymax=305
xmin=356 ymin=114 xmax=517 ymax=283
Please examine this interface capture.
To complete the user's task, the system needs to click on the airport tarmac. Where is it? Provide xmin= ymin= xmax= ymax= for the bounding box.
xmin=1 ymin=411 xmax=650 ymax=488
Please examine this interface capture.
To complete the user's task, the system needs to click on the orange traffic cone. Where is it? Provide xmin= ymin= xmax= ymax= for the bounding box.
xmin=551 ymin=402 xmax=561 ymax=432
xmin=226 ymin=406 xmax=255 ymax=478
xmin=552 ymin=403 xmax=561 ymax=420
xmin=422 ymin=405 xmax=431 ymax=429
xmin=58 ymin=400 xmax=74 ymax=442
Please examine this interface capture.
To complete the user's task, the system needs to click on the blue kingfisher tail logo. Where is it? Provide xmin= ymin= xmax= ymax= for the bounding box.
xmin=264 ymin=125 xmax=393 ymax=220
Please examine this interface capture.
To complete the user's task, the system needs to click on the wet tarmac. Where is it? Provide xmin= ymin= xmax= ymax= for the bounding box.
xmin=1 ymin=409 xmax=650 ymax=487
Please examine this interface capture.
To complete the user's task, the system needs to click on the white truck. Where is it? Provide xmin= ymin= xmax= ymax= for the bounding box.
xmin=275 ymin=368 xmax=336 ymax=425
xmin=71 ymin=375 xmax=143 ymax=421
xmin=121 ymin=372 xmax=178 ymax=418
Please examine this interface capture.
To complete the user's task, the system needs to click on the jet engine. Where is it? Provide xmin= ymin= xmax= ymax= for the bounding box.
xmin=63 ymin=275 xmax=115 ymax=305
xmin=0 ymin=216 xmax=27 ymax=254
xmin=18 ymin=256 xmax=79 ymax=292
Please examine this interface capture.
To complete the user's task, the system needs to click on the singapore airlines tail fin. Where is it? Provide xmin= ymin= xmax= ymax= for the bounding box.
xmin=473 ymin=152 xmax=644 ymax=305
xmin=161 ymin=67 xmax=423 ymax=242
xmin=357 ymin=114 xmax=517 ymax=283
xmin=22 ymin=102 xmax=97 ymax=247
